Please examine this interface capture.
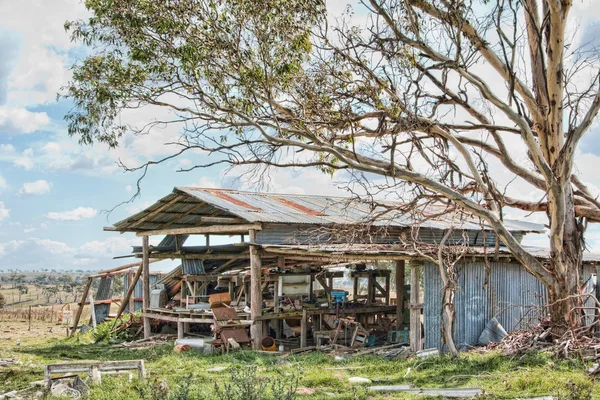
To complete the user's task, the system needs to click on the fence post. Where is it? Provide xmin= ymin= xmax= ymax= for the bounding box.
xmin=28 ymin=306 xmax=32 ymax=331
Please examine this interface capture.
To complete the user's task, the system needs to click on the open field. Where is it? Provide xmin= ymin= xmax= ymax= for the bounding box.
xmin=1 ymin=321 xmax=600 ymax=399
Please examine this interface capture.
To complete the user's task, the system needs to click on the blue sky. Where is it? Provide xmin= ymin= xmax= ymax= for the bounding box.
xmin=1 ymin=0 xmax=600 ymax=272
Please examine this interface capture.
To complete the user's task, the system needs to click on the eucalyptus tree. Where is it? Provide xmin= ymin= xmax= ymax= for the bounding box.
xmin=65 ymin=0 xmax=600 ymax=340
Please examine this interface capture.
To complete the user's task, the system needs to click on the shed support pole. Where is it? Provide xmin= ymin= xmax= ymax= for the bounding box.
xmin=70 ymin=277 xmax=93 ymax=336
xmin=249 ymin=229 xmax=263 ymax=349
xmin=596 ymin=265 xmax=600 ymax=336
xmin=142 ymin=236 xmax=151 ymax=339
xmin=300 ymin=308 xmax=307 ymax=348
xmin=395 ymin=260 xmax=405 ymax=329
xmin=177 ymin=321 xmax=184 ymax=339
xmin=410 ymin=261 xmax=422 ymax=352
xmin=128 ymin=269 xmax=135 ymax=313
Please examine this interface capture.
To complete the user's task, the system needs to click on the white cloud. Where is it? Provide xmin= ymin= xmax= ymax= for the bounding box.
xmin=17 ymin=179 xmax=51 ymax=196
xmin=0 ymin=107 xmax=50 ymax=133
xmin=13 ymin=155 xmax=34 ymax=170
xmin=47 ymin=207 xmax=97 ymax=221
xmin=0 ymin=144 xmax=15 ymax=155
xmin=76 ymin=237 xmax=137 ymax=258
xmin=0 ymin=175 xmax=8 ymax=193
xmin=0 ymin=0 xmax=89 ymax=108
xmin=0 ymin=202 xmax=9 ymax=222
xmin=125 ymin=184 xmax=133 ymax=192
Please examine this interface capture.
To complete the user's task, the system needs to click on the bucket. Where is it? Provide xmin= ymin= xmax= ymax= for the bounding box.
xmin=261 ymin=336 xmax=277 ymax=351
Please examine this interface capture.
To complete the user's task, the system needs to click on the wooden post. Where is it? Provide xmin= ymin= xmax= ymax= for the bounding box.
xmin=395 ymin=260 xmax=405 ymax=329
xmin=300 ymin=308 xmax=307 ymax=348
xmin=28 ymin=305 xmax=32 ymax=331
xmin=177 ymin=321 xmax=184 ymax=339
xmin=89 ymin=292 xmax=97 ymax=331
xmin=70 ymin=277 xmax=93 ymax=336
xmin=249 ymin=229 xmax=263 ymax=349
xmin=410 ymin=261 xmax=422 ymax=352
xmin=142 ymin=236 xmax=151 ymax=339
xmin=367 ymin=273 xmax=374 ymax=306
xmin=596 ymin=265 xmax=600 ymax=336
xmin=128 ymin=269 xmax=135 ymax=313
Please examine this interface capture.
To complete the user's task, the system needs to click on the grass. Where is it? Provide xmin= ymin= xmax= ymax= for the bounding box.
xmin=1 ymin=323 xmax=600 ymax=399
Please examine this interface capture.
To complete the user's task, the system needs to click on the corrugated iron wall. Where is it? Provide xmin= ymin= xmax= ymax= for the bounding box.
xmin=124 ymin=274 xmax=161 ymax=312
xmin=255 ymin=223 xmax=514 ymax=246
xmin=424 ymin=261 xmax=550 ymax=350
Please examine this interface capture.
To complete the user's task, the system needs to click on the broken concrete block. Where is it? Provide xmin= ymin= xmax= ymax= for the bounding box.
xmin=348 ymin=377 xmax=372 ymax=384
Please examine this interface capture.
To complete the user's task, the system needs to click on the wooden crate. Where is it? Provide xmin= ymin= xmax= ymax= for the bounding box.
xmin=209 ymin=292 xmax=232 ymax=308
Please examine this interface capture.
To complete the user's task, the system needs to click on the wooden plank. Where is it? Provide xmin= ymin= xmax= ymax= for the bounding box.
xmin=142 ymin=312 xmax=215 ymax=324
xmin=142 ymin=236 xmax=151 ymax=339
xmin=95 ymin=259 xmax=160 ymax=276
xmin=70 ymin=277 xmax=93 ymax=336
xmin=144 ymin=252 xmax=251 ymax=260
xmin=249 ymin=229 xmax=263 ymax=349
xmin=410 ymin=261 xmax=422 ymax=352
xmin=136 ymin=224 xmax=262 ymax=237
xmin=395 ymin=260 xmax=405 ymax=328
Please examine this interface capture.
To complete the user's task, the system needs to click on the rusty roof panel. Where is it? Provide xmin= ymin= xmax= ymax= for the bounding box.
xmin=112 ymin=187 xmax=545 ymax=233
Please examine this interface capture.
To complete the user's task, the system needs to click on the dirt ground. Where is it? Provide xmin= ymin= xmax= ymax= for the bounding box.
xmin=0 ymin=320 xmax=68 ymax=345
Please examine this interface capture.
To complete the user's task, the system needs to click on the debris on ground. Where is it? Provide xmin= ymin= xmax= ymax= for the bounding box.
xmin=478 ymin=318 xmax=508 ymax=345
xmin=487 ymin=320 xmax=600 ymax=361
xmin=348 ymin=377 xmax=372 ymax=384
xmin=0 ymin=360 xmax=20 ymax=367
xmin=368 ymin=385 xmax=483 ymax=398
xmin=49 ymin=376 xmax=88 ymax=399
xmin=416 ymin=348 xmax=440 ymax=358
xmin=114 ymin=335 xmax=173 ymax=349
xmin=206 ymin=366 xmax=228 ymax=372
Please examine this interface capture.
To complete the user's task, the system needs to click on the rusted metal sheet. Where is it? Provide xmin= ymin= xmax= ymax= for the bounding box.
xmin=220 ymin=328 xmax=250 ymax=343
xmin=212 ymin=307 xmax=239 ymax=322
xmin=113 ymin=187 xmax=545 ymax=234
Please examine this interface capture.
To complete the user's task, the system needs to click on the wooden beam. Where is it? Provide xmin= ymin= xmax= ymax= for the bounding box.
xmin=70 ymin=277 xmax=93 ymax=336
xmin=395 ymin=260 xmax=405 ymax=329
xmin=410 ymin=261 xmax=422 ymax=352
xmin=141 ymin=252 xmax=251 ymax=260
xmin=200 ymin=216 xmax=246 ymax=224
xmin=142 ymin=236 xmax=151 ymax=339
xmin=130 ymin=195 xmax=184 ymax=228
xmin=249 ymin=229 xmax=263 ymax=349
xmin=136 ymin=224 xmax=262 ymax=237
xmin=262 ymin=247 xmax=421 ymax=261
xmin=97 ymin=259 xmax=160 ymax=275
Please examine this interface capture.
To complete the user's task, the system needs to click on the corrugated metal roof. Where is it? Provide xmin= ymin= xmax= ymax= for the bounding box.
xmin=113 ymin=187 xmax=544 ymax=233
